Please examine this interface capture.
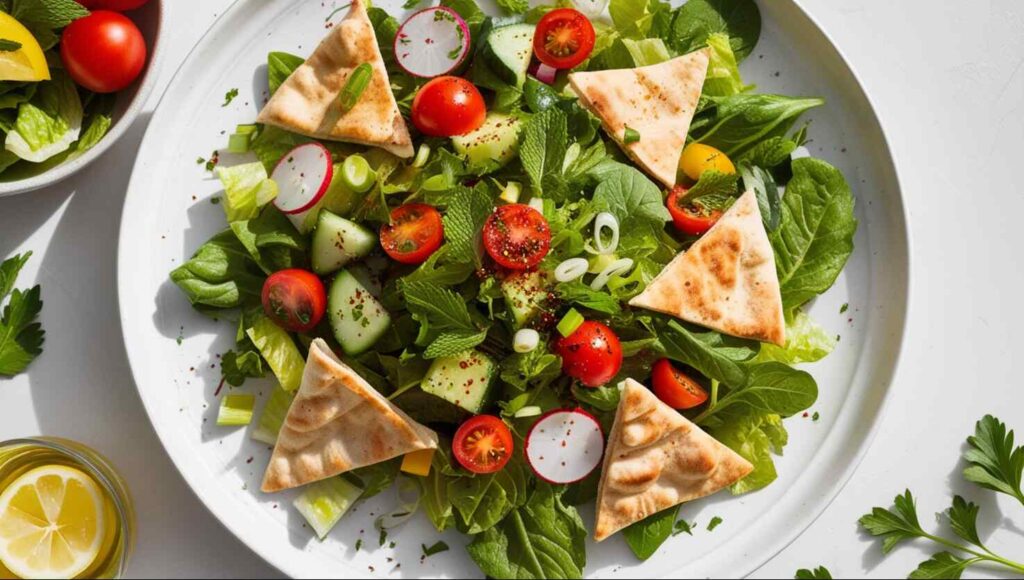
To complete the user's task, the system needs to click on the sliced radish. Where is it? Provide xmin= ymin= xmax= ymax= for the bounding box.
xmin=395 ymin=6 xmax=471 ymax=78
xmin=272 ymin=143 xmax=333 ymax=230
xmin=525 ymin=408 xmax=604 ymax=484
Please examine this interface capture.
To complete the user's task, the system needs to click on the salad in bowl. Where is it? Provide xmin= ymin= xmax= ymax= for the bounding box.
xmin=167 ymin=0 xmax=856 ymax=577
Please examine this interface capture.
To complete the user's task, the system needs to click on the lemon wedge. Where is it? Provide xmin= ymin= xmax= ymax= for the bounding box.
xmin=0 ymin=12 xmax=50 ymax=82
xmin=0 ymin=466 xmax=106 ymax=579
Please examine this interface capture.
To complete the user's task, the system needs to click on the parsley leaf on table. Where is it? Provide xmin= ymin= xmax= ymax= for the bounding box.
xmin=963 ymin=415 xmax=1024 ymax=506
xmin=0 ymin=252 xmax=45 ymax=377
xmin=794 ymin=566 xmax=832 ymax=579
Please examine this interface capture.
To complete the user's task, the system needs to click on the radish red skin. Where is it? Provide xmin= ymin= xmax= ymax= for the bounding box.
xmin=271 ymin=143 xmax=333 ymax=215
xmin=525 ymin=408 xmax=605 ymax=485
xmin=394 ymin=6 xmax=471 ymax=79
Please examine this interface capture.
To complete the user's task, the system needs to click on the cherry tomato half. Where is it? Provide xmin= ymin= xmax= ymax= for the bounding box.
xmin=410 ymin=76 xmax=486 ymax=137
xmin=60 ymin=11 xmax=146 ymax=93
xmin=533 ymin=8 xmax=596 ymax=70
xmin=380 ymin=203 xmax=444 ymax=265
xmin=452 ymin=415 xmax=514 ymax=474
xmin=261 ymin=269 xmax=327 ymax=334
xmin=666 ymin=185 xmax=723 ymax=237
xmin=554 ymin=321 xmax=623 ymax=388
xmin=77 ymin=0 xmax=150 ymax=10
xmin=651 ymin=359 xmax=709 ymax=410
xmin=482 ymin=204 xmax=551 ymax=270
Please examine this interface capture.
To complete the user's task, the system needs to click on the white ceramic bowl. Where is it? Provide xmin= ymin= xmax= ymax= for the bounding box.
xmin=0 ymin=0 xmax=164 ymax=197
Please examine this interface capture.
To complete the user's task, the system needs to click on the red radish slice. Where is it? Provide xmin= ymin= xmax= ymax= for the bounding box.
xmin=395 ymin=7 xmax=471 ymax=78
xmin=525 ymin=408 xmax=604 ymax=484
xmin=529 ymin=61 xmax=558 ymax=85
xmin=271 ymin=143 xmax=333 ymax=216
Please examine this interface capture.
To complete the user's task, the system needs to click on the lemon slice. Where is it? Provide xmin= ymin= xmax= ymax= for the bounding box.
xmin=0 ymin=12 xmax=50 ymax=82
xmin=0 ymin=466 xmax=105 ymax=579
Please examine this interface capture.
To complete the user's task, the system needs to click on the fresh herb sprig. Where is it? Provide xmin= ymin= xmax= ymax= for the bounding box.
xmin=859 ymin=415 xmax=1024 ymax=579
xmin=0 ymin=252 xmax=45 ymax=377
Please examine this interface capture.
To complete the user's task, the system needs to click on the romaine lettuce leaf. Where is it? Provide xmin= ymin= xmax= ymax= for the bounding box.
xmin=703 ymin=32 xmax=749 ymax=96
xmin=704 ymin=406 xmax=788 ymax=494
xmin=5 ymin=71 xmax=82 ymax=163
xmin=216 ymin=161 xmax=278 ymax=223
xmin=245 ymin=313 xmax=305 ymax=392
xmin=169 ymin=230 xmax=265 ymax=310
xmin=754 ymin=310 xmax=836 ymax=365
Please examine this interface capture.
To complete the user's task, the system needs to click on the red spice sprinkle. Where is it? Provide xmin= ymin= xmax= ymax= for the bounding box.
xmin=214 ymin=377 xmax=227 ymax=397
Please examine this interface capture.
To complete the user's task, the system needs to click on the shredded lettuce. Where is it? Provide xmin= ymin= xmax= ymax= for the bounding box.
xmin=4 ymin=71 xmax=82 ymax=163
xmin=251 ymin=386 xmax=295 ymax=445
xmin=754 ymin=311 xmax=836 ymax=365
xmin=703 ymin=32 xmax=750 ymax=96
xmin=245 ymin=314 xmax=305 ymax=392
xmin=216 ymin=162 xmax=279 ymax=222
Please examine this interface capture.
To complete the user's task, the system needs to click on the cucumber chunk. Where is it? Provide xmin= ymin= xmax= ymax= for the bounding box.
xmin=452 ymin=113 xmax=522 ymax=171
xmin=421 ymin=350 xmax=496 ymax=414
xmin=328 ymin=270 xmax=391 ymax=356
xmin=480 ymin=23 xmax=536 ymax=88
xmin=311 ymin=210 xmax=377 ymax=275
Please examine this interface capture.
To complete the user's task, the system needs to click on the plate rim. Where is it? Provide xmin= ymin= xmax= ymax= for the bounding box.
xmin=116 ymin=0 xmax=913 ymax=577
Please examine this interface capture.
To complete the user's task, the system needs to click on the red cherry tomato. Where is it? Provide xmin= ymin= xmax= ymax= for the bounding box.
xmin=380 ymin=203 xmax=444 ymax=265
xmin=533 ymin=8 xmax=596 ymax=70
xmin=482 ymin=204 xmax=551 ymax=270
xmin=261 ymin=269 xmax=327 ymax=334
xmin=666 ymin=185 xmax=723 ymax=236
xmin=554 ymin=321 xmax=623 ymax=388
xmin=77 ymin=0 xmax=150 ymax=10
xmin=410 ymin=76 xmax=486 ymax=137
xmin=452 ymin=415 xmax=514 ymax=474
xmin=60 ymin=11 xmax=146 ymax=93
xmin=651 ymin=359 xmax=709 ymax=410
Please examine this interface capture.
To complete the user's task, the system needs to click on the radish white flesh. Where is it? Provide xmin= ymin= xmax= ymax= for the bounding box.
xmin=525 ymin=409 xmax=604 ymax=484
xmin=272 ymin=143 xmax=333 ymax=216
xmin=395 ymin=7 xmax=471 ymax=78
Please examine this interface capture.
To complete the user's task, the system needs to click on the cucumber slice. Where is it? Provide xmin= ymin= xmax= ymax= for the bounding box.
xmin=480 ymin=23 xmax=536 ymax=88
xmin=501 ymin=270 xmax=549 ymax=328
xmin=311 ymin=210 xmax=377 ymax=275
xmin=451 ymin=113 xmax=522 ymax=170
xmin=421 ymin=350 xmax=496 ymax=414
xmin=328 ymin=270 xmax=391 ymax=356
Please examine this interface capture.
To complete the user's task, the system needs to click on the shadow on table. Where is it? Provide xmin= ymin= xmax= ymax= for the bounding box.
xmin=0 ymin=181 xmax=75 ymax=260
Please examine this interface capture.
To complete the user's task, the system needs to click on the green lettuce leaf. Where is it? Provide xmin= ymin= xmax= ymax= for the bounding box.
xmin=754 ymin=311 xmax=835 ymax=365
xmin=245 ymin=313 xmax=305 ymax=392
xmin=669 ymin=0 xmax=761 ymax=62
xmin=267 ymin=51 xmax=303 ymax=95
xmin=705 ymin=406 xmax=788 ymax=494
xmin=690 ymin=94 xmax=824 ymax=157
xmin=5 ymin=71 xmax=82 ymax=163
xmin=169 ymin=230 xmax=265 ymax=310
xmin=216 ymin=162 xmax=279 ymax=222
xmin=703 ymin=32 xmax=749 ymax=96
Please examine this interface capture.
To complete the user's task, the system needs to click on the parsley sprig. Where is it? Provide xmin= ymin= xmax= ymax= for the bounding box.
xmin=0 ymin=252 xmax=45 ymax=377
xmin=859 ymin=415 xmax=1024 ymax=579
xmin=794 ymin=567 xmax=832 ymax=579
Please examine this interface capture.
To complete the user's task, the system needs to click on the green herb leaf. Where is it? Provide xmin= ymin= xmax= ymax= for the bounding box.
xmin=963 ymin=415 xmax=1024 ymax=505
xmin=908 ymin=552 xmax=970 ymax=580
xmin=556 ymin=281 xmax=622 ymax=316
xmin=402 ymin=281 xmax=477 ymax=333
xmin=221 ymin=346 xmax=265 ymax=387
xmin=421 ymin=540 xmax=450 ymax=557
xmin=571 ymin=383 xmax=621 ymax=413
xmin=0 ymin=39 xmax=22 ymax=52
xmin=946 ymin=496 xmax=982 ymax=547
xmin=655 ymin=320 xmax=758 ymax=387
xmin=795 ymin=566 xmax=833 ymax=579
xmin=520 ymin=108 xmax=568 ymax=196
xmin=622 ymin=505 xmax=679 ymax=561
xmin=706 ymin=516 xmax=723 ymax=531
xmin=267 ymin=52 xmax=304 ymax=95
xmin=771 ymin=158 xmax=857 ymax=316
xmin=669 ymin=0 xmax=761 ymax=61
xmin=449 ymin=457 xmax=529 ymax=534
xmin=0 ymin=253 xmax=44 ymax=377
xmin=672 ymin=518 xmax=695 ymax=536
xmin=10 ymin=0 xmax=89 ymax=30
xmin=442 ymin=186 xmax=493 ymax=267
xmin=592 ymin=163 xmax=672 ymax=228
xmin=858 ymin=490 xmax=927 ymax=555
xmin=222 ymin=88 xmax=239 ymax=107
xmin=739 ymin=135 xmax=799 ymax=170
xmin=496 ymin=0 xmax=528 ymax=14
xmin=423 ymin=329 xmax=489 ymax=359
xmin=690 ymin=94 xmax=823 ymax=157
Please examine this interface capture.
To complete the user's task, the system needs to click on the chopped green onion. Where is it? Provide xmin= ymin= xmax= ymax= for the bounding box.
xmin=339 ymin=62 xmax=373 ymax=113
xmin=235 ymin=124 xmax=258 ymax=135
xmin=293 ymin=477 xmax=363 ymax=540
xmin=623 ymin=126 xmax=641 ymax=144
xmin=556 ymin=308 xmax=585 ymax=338
xmin=513 ymin=405 xmax=543 ymax=419
xmin=412 ymin=143 xmax=431 ymax=168
xmin=341 ymin=154 xmax=376 ymax=194
xmin=227 ymin=132 xmax=252 ymax=154
xmin=217 ymin=394 xmax=255 ymax=426
xmin=500 ymin=181 xmax=522 ymax=204
xmin=251 ymin=387 xmax=295 ymax=445
xmin=422 ymin=541 xmax=450 ymax=557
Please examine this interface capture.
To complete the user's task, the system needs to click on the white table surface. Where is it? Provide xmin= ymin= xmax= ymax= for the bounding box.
xmin=2 ymin=0 xmax=1023 ymax=578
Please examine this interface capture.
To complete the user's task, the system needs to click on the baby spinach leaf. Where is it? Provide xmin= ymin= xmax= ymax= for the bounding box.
xmin=592 ymin=163 xmax=672 ymax=229
xmin=770 ymin=158 xmax=857 ymax=315
xmin=704 ymin=407 xmax=788 ymax=494
xmin=670 ymin=0 xmax=761 ymax=61
xmin=466 ymin=482 xmax=587 ymax=579
xmin=169 ymin=231 xmax=265 ymax=310
xmin=654 ymin=320 xmax=759 ymax=387
xmin=267 ymin=52 xmax=303 ymax=95
xmin=622 ymin=505 xmax=680 ymax=560
xmin=690 ymin=94 xmax=824 ymax=157
xmin=704 ymin=362 xmax=818 ymax=421
xmin=450 ymin=457 xmax=529 ymax=534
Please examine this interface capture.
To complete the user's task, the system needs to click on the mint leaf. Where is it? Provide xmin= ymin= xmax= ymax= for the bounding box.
xmin=908 ymin=552 xmax=970 ymax=580
xmin=520 ymin=109 xmax=568 ymax=196
xmin=684 ymin=170 xmax=739 ymax=203
xmin=795 ymin=566 xmax=833 ymax=579
xmin=496 ymin=0 xmax=528 ymax=14
xmin=556 ymin=281 xmax=621 ymax=316
xmin=402 ymin=281 xmax=476 ymax=332
xmin=11 ymin=0 xmax=89 ymax=29
xmin=770 ymin=158 xmax=857 ymax=315
xmin=421 ymin=540 xmax=449 ymax=557
xmin=859 ymin=490 xmax=927 ymax=555
xmin=963 ymin=415 xmax=1024 ymax=505
xmin=706 ymin=516 xmax=723 ymax=531
xmin=0 ymin=39 xmax=22 ymax=52
xmin=739 ymin=135 xmax=798 ymax=169
xmin=442 ymin=186 xmax=493 ymax=267
xmin=423 ymin=329 xmax=488 ymax=359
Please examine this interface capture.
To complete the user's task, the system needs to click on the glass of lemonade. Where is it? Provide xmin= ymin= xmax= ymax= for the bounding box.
xmin=0 ymin=438 xmax=135 ymax=579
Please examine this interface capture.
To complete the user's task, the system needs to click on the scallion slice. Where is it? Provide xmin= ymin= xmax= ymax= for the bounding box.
xmin=623 ymin=125 xmax=641 ymax=144
xmin=339 ymin=62 xmax=374 ymax=113
xmin=556 ymin=308 xmax=585 ymax=338
xmin=412 ymin=143 xmax=431 ymax=168
xmin=217 ymin=394 xmax=255 ymax=426
xmin=341 ymin=154 xmax=376 ymax=193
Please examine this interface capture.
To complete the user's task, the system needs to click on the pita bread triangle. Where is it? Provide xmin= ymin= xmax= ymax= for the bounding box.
xmin=256 ymin=0 xmax=414 ymax=158
xmin=568 ymin=48 xmax=710 ymax=188
xmin=594 ymin=379 xmax=753 ymax=541
xmin=629 ymin=190 xmax=787 ymax=346
xmin=262 ymin=339 xmax=438 ymax=493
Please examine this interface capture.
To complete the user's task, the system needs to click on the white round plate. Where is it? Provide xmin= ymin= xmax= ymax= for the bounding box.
xmin=118 ymin=1 xmax=910 ymax=578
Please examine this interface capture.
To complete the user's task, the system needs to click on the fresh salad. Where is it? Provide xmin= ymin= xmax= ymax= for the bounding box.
xmin=0 ymin=0 xmax=151 ymax=179
xmin=169 ymin=0 xmax=857 ymax=577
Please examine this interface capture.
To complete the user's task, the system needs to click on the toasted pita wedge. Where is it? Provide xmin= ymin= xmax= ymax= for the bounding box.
xmin=256 ymin=0 xmax=414 ymax=158
xmin=568 ymin=49 xmax=710 ymax=188
xmin=261 ymin=339 xmax=437 ymax=493
xmin=594 ymin=379 xmax=753 ymax=541
xmin=629 ymin=190 xmax=786 ymax=345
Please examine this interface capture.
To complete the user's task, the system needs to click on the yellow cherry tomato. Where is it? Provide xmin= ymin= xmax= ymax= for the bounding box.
xmin=679 ymin=143 xmax=735 ymax=182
